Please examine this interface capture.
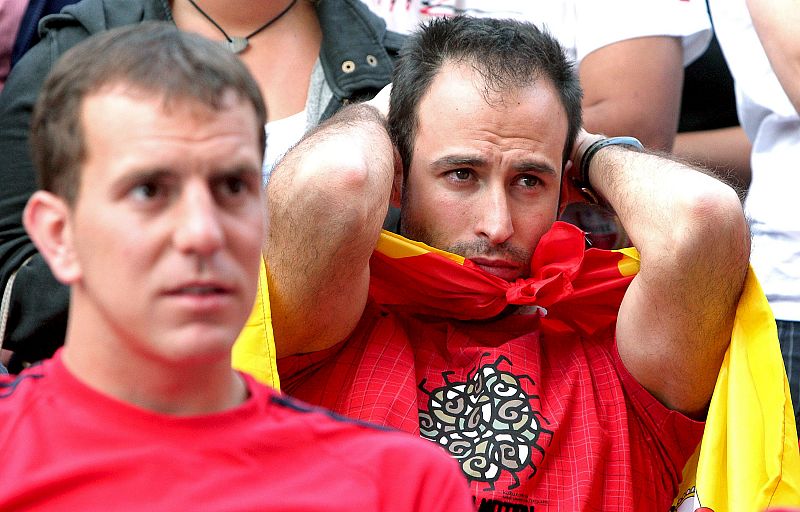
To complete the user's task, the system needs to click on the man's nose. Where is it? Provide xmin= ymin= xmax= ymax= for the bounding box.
xmin=173 ymin=185 xmax=225 ymax=256
xmin=476 ymin=186 xmax=514 ymax=245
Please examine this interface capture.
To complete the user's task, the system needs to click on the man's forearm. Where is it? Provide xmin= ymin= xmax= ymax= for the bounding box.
xmin=579 ymin=141 xmax=750 ymax=414
xmin=266 ymin=104 xmax=395 ymax=357
xmin=578 ymin=141 xmax=744 ymax=259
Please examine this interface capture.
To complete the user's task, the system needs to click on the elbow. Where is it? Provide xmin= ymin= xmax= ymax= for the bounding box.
xmin=302 ymin=128 xmax=394 ymax=205
xmin=675 ymin=184 xmax=751 ymax=268
xmin=686 ymin=184 xmax=748 ymax=233
xmin=320 ymin=159 xmax=393 ymax=228
xmin=331 ymin=163 xmax=378 ymax=198
xmin=270 ymin=133 xmax=393 ymax=229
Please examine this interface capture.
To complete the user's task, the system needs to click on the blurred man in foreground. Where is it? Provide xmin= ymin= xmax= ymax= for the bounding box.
xmin=0 ymin=22 xmax=472 ymax=511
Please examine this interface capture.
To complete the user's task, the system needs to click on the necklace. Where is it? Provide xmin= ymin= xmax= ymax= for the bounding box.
xmin=186 ymin=0 xmax=298 ymax=54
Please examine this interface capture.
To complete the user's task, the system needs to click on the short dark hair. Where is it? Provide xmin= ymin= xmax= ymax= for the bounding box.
xmin=388 ymin=16 xmax=582 ymax=176
xmin=30 ymin=21 xmax=267 ymax=204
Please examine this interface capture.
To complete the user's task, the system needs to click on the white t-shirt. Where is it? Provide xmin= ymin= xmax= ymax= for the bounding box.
xmin=261 ymin=57 xmax=334 ymax=182
xmin=264 ymin=109 xmax=307 ymax=180
xmin=362 ymin=0 xmax=711 ymax=66
xmin=709 ymin=0 xmax=800 ymax=321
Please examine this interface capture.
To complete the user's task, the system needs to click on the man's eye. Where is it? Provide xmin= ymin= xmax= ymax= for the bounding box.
xmin=516 ymin=174 xmax=540 ymax=188
xmin=222 ymin=177 xmax=245 ymax=195
xmin=449 ymin=169 xmax=472 ymax=181
xmin=213 ymin=174 xmax=258 ymax=206
xmin=217 ymin=175 xmax=254 ymax=198
xmin=130 ymin=182 xmax=164 ymax=200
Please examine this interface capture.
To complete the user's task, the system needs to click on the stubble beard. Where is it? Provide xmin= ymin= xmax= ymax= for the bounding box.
xmin=399 ymin=188 xmax=533 ymax=280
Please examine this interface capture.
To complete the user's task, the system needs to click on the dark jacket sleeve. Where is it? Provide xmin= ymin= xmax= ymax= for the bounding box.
xmin=11 ymin=0 xmax=81 ymax=67
xmin=0 ymin=27 xmax=77 ymax=362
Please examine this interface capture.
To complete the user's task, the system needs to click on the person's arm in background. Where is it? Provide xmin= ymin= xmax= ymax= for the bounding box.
xmin=574 ymin=0 xmax=712 ymax=152
xmin=580 ymin=35 xmax=683 ymax=152
xmin=745 ymin=0 xmax=800 ymax=114
xmin=567 ymin=35 xmax=687 ymax=249
xmin=673 ymin=126 xmax=751 ymax=195
xmin=0 ymin=35 xmax=70 ymax=367
xmin=673 ymin=31 xmax=751 ymax=197
xmin=561 ymin=0 xmax=712 ymax=248
xmin=265 ymin=104 xmax=395 ymax=357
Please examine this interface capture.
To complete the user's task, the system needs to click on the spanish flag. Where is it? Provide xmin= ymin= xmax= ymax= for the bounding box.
xmin=670 ymin=270 xmax=800 ymax=511
xmin=233 ymin=221 xmax=800 ymax=510
xmin=368 ymin=221 xmax=639 ymax=339
xmin=232 ymin=257 xmax=280 ymax=389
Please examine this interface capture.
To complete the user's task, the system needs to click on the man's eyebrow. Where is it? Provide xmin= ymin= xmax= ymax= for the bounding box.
xmin=430 ymin=155 xmax=558 ymax=175
xmin=112 ymin=164 xmax=261 ymax=191
xmin=513 ymin=160 xmax=558 ymax=175
xmin=430 ymin=155 xmax=488 ymax=169
xmin=114 ymin=169 xmax=172 ymax=185
xmin=213 ymin=164 xmax=262 ymax=178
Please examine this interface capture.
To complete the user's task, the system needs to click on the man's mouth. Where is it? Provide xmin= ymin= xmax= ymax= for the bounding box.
xmin=468 ymin=257 xmax=524 ymax=281
xmin=162 ymin=281 xmax=237 ymax=312
xmin=174 ymin=285 xmax=229 ymax=295
xmin=166 ymin=280 xmax=234 ymax=294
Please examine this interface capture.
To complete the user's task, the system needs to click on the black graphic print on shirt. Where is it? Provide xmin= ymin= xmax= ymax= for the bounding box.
xmin=418 ymin=354 xmax=552 ymax=490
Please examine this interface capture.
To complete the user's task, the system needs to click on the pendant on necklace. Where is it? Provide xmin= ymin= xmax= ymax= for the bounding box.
xmin=224 ymin=36 xmax=249 ymax=54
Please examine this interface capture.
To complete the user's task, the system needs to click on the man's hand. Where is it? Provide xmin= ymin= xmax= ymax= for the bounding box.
xmin=559 ymin=129 xmax=605 ymax=215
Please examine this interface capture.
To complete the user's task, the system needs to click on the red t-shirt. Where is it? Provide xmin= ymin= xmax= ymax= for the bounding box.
xmin=281 ymin=304 xmax=703 ymax=511
xmin=0 ymin=352 xmax=473 ymax=511
xmin=280 ymin=223 xmax=705 ymax=511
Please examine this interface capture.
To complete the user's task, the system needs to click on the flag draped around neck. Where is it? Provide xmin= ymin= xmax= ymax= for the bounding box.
xmin=233 ymin=220 xmax=800 ymax=510
xmin=369 ymin=221 xmax=638 ymax=338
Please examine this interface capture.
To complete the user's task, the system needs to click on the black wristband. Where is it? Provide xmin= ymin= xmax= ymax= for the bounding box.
xmin=578 ymin=136 xmax=644 ymax=192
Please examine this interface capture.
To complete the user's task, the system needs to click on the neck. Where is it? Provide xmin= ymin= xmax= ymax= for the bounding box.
xmin=171 ymin=0 xmax=321 ymax=121
xmin=62 ymin=299 xmax=248 ymax=416
xmin=63 ymin=343 xmax=248 ymax=415
xmin=171 ymin=0 xmax=300 ymax=37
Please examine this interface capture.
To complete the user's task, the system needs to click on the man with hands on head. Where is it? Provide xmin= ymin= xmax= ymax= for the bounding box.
xmin=266 ymin=16 xmax=751 ymax=511
xmin=0 ymin=22 xmax=473 ymax=512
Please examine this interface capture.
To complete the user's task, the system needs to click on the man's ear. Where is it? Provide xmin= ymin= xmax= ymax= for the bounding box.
xmin=390 ymin=146 xmax=404 ymax=209
xmin=23 ymin=191 xmax=81 ymax=284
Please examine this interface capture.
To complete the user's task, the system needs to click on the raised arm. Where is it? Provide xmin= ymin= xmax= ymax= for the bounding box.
xmin=745 ymin=0 xmax=800 ymax=113
xmin=573 ymin=133 xmax=750 ymax=417
xmin=265 ymin=104 xmax=395 ymax=357
xmin=579 ymin=36 xmax=684 ymax=152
